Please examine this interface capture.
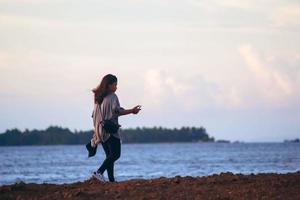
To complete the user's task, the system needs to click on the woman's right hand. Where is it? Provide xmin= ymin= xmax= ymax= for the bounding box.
xmin=132 ymin=105 xmax=141 ymax=114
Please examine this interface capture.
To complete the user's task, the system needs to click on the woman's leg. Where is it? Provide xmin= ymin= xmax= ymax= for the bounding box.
xmin=99 ymin=139 xmax=115 ymax=180
xmin=96 ymin=140 xmax=109 ymax=173
xmin=106 ymin=136 xmax=121 ymax=182
xmin=106 ymin=162 xmax=115 ymax=181
xmin=97 ymin=136 xmax=121 ymax=182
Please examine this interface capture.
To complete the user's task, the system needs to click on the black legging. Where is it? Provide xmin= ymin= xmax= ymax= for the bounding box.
xmin=97 ymin=135 xmax=121 ymax=182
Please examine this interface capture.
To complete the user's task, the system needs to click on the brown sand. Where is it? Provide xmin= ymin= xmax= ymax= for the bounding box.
xmin=1 ymin=171 xmax=299 ymax=200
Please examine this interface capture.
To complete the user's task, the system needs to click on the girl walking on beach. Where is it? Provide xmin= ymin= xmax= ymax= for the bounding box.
xmin=90 ymin=74 xmax=141 ymax=182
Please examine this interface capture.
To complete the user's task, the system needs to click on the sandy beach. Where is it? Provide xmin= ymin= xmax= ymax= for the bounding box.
xmin=1 ymin=171 xmax=299 ymax=200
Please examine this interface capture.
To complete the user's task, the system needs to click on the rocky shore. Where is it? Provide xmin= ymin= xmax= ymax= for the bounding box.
xmin=1 ymin=171 xmax=299 ymax=200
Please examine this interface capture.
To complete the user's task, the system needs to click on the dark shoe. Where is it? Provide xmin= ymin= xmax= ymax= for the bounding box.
xmin=86 ymin=141 xmax=97 ymax=157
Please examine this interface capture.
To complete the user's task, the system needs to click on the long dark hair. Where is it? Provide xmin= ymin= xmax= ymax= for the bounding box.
xmin=92 ymin=74 xmax=117 ymax=105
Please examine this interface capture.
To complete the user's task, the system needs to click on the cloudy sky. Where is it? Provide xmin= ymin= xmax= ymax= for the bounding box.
xmin=1 ymin=0 xmax=299 ymax=142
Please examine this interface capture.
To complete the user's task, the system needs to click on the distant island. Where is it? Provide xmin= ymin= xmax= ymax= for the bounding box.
xmin=284 ymin=138 xmax=300 ymax=143
xmin=0 ymin=125 xmax=216 ymax=146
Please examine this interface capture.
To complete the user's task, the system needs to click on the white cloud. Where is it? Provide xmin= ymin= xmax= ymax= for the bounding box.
xmin=141 ymin=68 xmax=245 ymax=112
xmin=141 ymin=69 xmax=182 ymax=108
xmin=271 ymin=5 xmax=300 ymax=30
xmin=238 ymin=44 xmax=296 ymax=106
xmin=0 ymin=13 xmax=98 ymax=29
xmin=213 ymin=0 xmax=257 ymax=9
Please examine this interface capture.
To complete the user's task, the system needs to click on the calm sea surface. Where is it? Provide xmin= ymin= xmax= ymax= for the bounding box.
xmin=0 ymin=142 xmax=299 ymax=185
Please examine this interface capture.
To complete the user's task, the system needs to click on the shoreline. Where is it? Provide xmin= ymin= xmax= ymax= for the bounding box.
xmin=1 ymin=170 xmax=299 ymax=186
xmin=0 ymin=141 xmax=296 ymax=147
xmin=1 ymin=171 xmax=299 ymax=200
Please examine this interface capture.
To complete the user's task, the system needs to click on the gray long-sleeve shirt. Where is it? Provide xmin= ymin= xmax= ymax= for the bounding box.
xmin=91 ymin=92 xmax=124 ymax=145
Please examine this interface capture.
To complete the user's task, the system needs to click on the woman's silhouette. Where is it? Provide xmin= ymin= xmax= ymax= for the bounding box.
xmin=90 ymin=74 xmax=141 ymax=182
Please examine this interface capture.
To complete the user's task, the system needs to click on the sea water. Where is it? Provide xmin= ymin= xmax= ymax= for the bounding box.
xmin=0 ymin=142 xmax=299 ymax=185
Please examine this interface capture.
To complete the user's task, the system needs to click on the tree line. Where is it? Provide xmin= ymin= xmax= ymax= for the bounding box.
xmin=0 ymin=125 xmax=215 ymax=146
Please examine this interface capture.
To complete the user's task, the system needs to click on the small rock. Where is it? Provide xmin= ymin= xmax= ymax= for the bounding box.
xmin=75 ymin=190 xmax=82 ymax=196
xmin=173 ymin=177 xmax=181 ymax=184
xmin=16 ymin=195 xmax=22 ymax=200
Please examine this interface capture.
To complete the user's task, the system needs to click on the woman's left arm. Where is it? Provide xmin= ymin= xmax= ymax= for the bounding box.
xmin=118 ymin=108 xmax=133 ymax=116
xmin=112 ymin=95 xmax=141 ymax=116
xmin=118 ymin=105 xmax=141 ymax=116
